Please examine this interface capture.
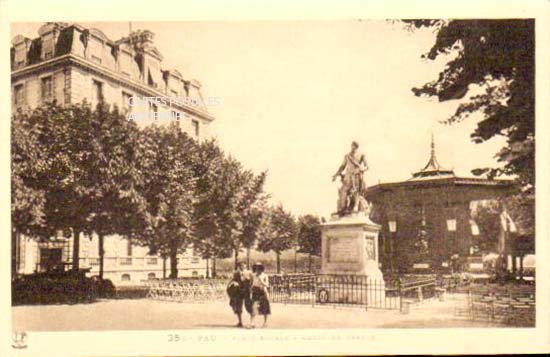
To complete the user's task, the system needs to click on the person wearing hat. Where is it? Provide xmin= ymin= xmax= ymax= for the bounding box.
xmin=250 ymin=262 xmax=271 ymax=328
xmin=227 ymin=261 xmax=253 ymax=327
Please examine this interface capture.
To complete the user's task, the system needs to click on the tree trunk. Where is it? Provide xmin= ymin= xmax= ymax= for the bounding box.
xmin=11 ymin=229 xmax=18 ymax=278
xmin=308 ymin=253 xmax=312 ymax=273
xmin=234 ymin=247 xmax=239 ymax=268
xmin=98 ymin=234 xmax=105 ymax=279
xmin=212 ymin=257 xmax=217 ymax=278
xmin=72 ymin=229 xmax=81 ymax=271
xmin=162 ymin=256 xmax=167 ymax=279
xmin=205 ymin=258 xmax=210 ymax=279
xmin=246 ymin=247 xmax=251 ymax=269
xmin=276 ymin=252 xmax=281 ymax=274
xmin=294 ymin=248 xmax=297 ymax=273
xmin=169 ymin=248 xmax=178 ymax=279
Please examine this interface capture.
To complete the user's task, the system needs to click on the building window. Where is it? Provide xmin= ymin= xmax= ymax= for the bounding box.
xmin=92 ymin=80 xmax=104 ymax=104
xmin=192 ymin=119 xmax=199 ymax=137
xmin=119 ymin=257 xmax=132 ymax=265
xmin=149 ymin=102 xmax=158 ymax=120
xmin=184 ymin=82 xmax=190 ymax=97
xmin=191 ymin=257 xmax=200 ymax=264
xmin=14 ymin=46 xmax=26 ymax=67
xmin=119 ymin=52 xmax=133 ymax=77
xmin=41 ymin=33 xmax=55 ymax=60
xmin=41 ymin=76 xmax=53 ymax=102
xmin=147 ymin=272 xmax=157 ymax=280
xmin=171 ymin=110 xmax=181 ymax=121
xmin=147 ymin=257 xmax=158 ymax=265
xmin=122 ymin=92 xmax=133 ymax=112
xmin=14 ymin=84 xmax=25 ymax=107
xmin=121 ymin=273 xmax=131 ymax=282
xmin=88 ymin=38 xmax=104 ymax=64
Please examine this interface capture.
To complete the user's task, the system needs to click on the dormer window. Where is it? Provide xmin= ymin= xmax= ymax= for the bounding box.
xmin=147 ymin=60 xmax=162 ymax=89
xmin=119 ymin=53 xmax=132 ymax=77
xmin=14 ymin=45 xmax=26 ymax=67
xmin=87 ymin=38 xmax=104 ymax=65
xmin=41 ymin=32 xmax=55 ymax=60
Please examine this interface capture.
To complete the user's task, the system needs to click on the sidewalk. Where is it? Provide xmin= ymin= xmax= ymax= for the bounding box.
xmin=12 ymin=298 xmax=498 ymax=331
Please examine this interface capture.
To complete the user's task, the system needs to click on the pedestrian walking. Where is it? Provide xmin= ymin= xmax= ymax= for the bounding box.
xmin=250 ymin=262 xmax=270 ymax=328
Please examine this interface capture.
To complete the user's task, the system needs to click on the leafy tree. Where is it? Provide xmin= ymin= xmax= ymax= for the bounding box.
xmin=471 ymin=201 xmax=501 ymax=253
xmin=12 ymin=109 xmax=47 ymax=276
xmin=191 ymin=140 xmax=267 ymax=276
xmin=404 ymin=19 xmax=534 ymax=237
xmin=257 ymin=205 xmax=297 ymax=273
xmin=241 ymin=201 xmax=268 ymax=269
xmin=11 ymin=109 xmax=47 ymax=237
xmin=297 ymin=214 xmax=322 ymax=273
xmin=192 ymin=140 xmax=232 ymax=277
xmin=11 ymin=103 xmax=101 ymax=271
xmin=235 ymin=170 xmax=267 ymax=267
xmin=85 ymin=103 xmax=148 ymax=278
xmin=136 ymin=123 xmax=197 ymax=278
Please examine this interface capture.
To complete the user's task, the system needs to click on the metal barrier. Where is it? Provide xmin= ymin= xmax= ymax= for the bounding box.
xmin=143 ymin=274 xmax=440 ymax=312
xmin=268 ymin=274 xmax=438 ymax=311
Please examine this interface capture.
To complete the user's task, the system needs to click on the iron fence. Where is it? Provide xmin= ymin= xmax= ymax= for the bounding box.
xmin=268 ymin=273 xmax=438 ymax=311
xmin=142 ymin=273 xmax=440 ymax=312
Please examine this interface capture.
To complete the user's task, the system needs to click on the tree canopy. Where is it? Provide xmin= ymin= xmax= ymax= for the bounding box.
xmin=405 ymin=19 xmax=535 ymax=235
xmin=405 ymin=19 xmax=534 ymax=189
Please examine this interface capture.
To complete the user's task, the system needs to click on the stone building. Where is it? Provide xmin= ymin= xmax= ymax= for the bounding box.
xmin=11 ymin=22 xmax=215 ymax=283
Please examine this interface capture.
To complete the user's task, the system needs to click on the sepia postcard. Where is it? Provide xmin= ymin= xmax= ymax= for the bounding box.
xmin=1 ymin=0 xmax=550 ymax=356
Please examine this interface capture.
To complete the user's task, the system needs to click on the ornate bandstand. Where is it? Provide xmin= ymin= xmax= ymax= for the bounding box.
xmin=365 ymin=137 xmax=515 ymax=274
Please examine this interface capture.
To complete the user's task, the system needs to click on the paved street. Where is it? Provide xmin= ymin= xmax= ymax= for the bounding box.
xmin=12 ymin=298 xmax=498 ymax=331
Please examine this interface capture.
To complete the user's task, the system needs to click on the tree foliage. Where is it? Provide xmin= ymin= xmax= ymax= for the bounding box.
xmin=136 ymin=123 xmax=198 ymax=278
xmin=257 ymin=205 xmax=297 ymax=273
xmin=405 ymin=19 xmax=534 ymax=188
xmin=297 ymin=214 xmax=322 ymax=257
xmin=405 ymin=19 xmax=535 ymax=235
xmin=12 ymin=102 xmax=292 ymax=279
xmin=297 ymin=214 xmax=322 ymax=273
xmin=191 ymin=140 xmax=268 ymax=273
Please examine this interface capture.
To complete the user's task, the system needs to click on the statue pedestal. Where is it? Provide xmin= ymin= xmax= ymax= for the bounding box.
xmin=321 ymin=211 xmax=383 ymax=279
xmin=319 ymin=212 xmax=385 ymax=304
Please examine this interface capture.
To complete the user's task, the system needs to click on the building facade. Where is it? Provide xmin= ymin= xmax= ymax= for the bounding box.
xmin=11 ymin=22 xmax=215 ymax=283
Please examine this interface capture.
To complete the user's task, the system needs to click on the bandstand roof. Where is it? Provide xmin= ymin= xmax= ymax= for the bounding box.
xmin=365 ymin=136 xmax=515 ymax=203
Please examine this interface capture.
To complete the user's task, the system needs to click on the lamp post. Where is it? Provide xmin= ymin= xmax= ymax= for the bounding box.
xmin=388 ymin=220 xmax=397 ymax=274
xmin=446 ymin=218 xmax=457 ymax=272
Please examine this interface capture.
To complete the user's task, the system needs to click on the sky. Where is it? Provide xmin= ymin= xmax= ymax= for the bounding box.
xmin=11 ymin=21 xmax=507 ymax=218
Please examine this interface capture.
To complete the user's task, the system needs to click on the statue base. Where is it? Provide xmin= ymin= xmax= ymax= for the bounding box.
xmin=319 ymin=211 xmax=385 ymax=304
xmin=321 ymin=211 xmax=383 ymax=279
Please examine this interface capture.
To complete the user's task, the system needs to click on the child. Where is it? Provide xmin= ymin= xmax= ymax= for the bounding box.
xmin=250 ymin=262 xmax=271 ymax=328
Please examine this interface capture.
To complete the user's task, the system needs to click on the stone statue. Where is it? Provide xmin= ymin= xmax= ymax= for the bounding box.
xmin=332 ymin=141 xmax=369 ymax=216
